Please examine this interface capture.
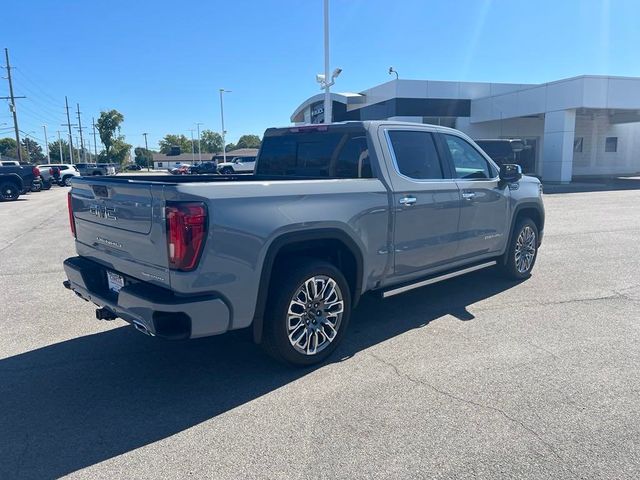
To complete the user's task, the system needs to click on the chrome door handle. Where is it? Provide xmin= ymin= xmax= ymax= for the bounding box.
xmin=462 ymin=192 xmax=476 ymax=200
xmin=399 ymin=196 xmax=417 ymax=206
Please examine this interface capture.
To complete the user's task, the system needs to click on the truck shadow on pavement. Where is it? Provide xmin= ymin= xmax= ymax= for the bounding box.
xmin=0 ymin=270 xmax=522 ymax=479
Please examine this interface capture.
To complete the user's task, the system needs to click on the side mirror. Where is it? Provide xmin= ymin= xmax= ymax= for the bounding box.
xmin=499 ymin=164 xmax=522 ymax=184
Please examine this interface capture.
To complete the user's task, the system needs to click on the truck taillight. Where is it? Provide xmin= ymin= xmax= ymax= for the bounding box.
xmin=166 ymin=202 xmax=207 ymax=271
xmin=32 ymin=166 xmax=40 ymax=176
xmin=67 ymin=192 xmax=76 ymax=237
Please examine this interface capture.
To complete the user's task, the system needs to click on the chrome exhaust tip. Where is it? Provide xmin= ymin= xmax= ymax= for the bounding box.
xmin=133 ymin=321 xmax=154 ymax=336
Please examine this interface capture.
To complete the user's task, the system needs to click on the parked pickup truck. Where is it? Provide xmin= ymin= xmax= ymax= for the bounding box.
xmin=0 ymin=163 xmax=39 ymax=200
xmin=76 ymin=163 xmax=115 ymax=176
xmin=38 ymin=163 xmax=81 ymax=186
xmin=63 ymin=121 xmax=544 ymax=366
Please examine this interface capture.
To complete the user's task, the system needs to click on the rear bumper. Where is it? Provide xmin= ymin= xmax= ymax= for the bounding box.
xmin=63 ymin=256 xmax=230 ymax=339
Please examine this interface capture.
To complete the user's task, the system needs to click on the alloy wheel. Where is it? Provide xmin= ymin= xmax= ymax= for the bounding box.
xmin=286 ymin=275 xmax=344 ymax=356
xmin=515 ymin=225 xmax=536 ymax=273
xmin=1 ymin=184 xmax=17 ymax=200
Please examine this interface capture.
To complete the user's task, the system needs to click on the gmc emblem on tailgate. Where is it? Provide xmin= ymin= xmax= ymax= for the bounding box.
xmin=89 ymin=204 xmax=117 ymax=220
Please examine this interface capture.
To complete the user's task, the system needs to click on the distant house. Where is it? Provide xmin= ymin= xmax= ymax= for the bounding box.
xmin=152 ymin=148 xmax=259 ymax=170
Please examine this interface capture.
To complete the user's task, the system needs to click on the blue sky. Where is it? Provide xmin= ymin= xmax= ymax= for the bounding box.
xmin=1 ymin=0 xmax=639 ymax=151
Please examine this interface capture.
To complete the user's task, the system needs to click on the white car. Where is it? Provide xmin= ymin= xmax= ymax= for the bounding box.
xmin=37 ymin=163 xmax=81 ymax=186
xmin=217 ymin=156 xmax=256 ymax=174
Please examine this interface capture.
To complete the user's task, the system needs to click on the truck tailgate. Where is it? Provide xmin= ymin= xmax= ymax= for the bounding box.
xmin=70 ymin=179 xmax=171 ymax=288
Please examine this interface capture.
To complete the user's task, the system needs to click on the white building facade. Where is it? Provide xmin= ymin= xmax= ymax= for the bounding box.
xmin=291 ymin=76 xmax=640 ymax=182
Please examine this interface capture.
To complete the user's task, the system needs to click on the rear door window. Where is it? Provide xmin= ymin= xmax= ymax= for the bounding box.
xmin=256 ymin=131 xmax=372 ymax=178
xmin=387 ymin=130 xmax=444 ymax=180
xmin=444 ymin=134 xmax=494 ymax=179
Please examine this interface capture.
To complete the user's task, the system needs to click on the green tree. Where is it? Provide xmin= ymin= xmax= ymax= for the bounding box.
xmin=134 ymin=147 xmax=154 ymax=167
xmin=200 ymin=130 xmax=223 ymax=153
xmin=22 ymin=138 xmax=46 ymax=163
xmin=159 ymin=134 xmax=192 ymax=154
xmin=110 ymin=137 xmax=132 ymax=164
xmin=236 ymin=134 xmax=261 ymax=149
xmin=225 ymin=142 xmax=237 ymax=152
xmin=48 ymin=139 xmax=70 ymax=163
xmin=0 ymin=137 xmax=17 ymax=156
xmin=96 ymin=109 xmax=125 ymax=161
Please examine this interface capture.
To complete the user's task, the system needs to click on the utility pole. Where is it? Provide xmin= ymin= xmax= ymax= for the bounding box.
xmin=56 ymin=130 xmax=64 ymax=162
xmin=219 ymin=89 xmax=231 ymax=164
xmin=42 ymin=125 xmax=50 ymax=163
xmin=196 ymin=122 xmax=203 ymax=163
xmin=63 ymin=96 xmax=76 ymax=163
xmin=2 ymin=48 xmax=26 ymax=161
xmin=92 ymin=117 xmax=98 ymax=160
xmin=76 ymin=103 xmax=85 ymax=162
xmin=142 ymin=132 xmax=150 ymax=171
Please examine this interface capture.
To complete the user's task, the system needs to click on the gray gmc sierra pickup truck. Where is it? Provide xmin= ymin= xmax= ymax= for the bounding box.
xmin=63 ymin=121 xmax=544 ymax=366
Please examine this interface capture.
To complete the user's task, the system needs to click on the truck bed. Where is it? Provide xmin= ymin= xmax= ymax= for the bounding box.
xmin=91 ymin=174 xmax=332 ymax=185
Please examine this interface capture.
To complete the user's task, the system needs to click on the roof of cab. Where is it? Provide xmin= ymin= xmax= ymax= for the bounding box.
xmin=266 ymin=120 xmax=463 ymax=136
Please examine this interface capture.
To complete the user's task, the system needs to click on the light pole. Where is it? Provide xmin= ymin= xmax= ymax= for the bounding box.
xmin=142 ymin=132 xmax=149 ymax=171
xmin=189 ymin=129 xmax=196 ymax=160
xmin=56 ymin=130 xmax=64 ymax=163
xmin=42 ymin=125 xmax=50 ymax=163
xmin=388 ymin=66 xmax=399 ymax=79
xmin=219 ymin=89 xmax=231 ymax=163
xmin=315 ymin=0 xmax=341 ymax=124
xmin=196 ymin=122 xmax=203 ymax=163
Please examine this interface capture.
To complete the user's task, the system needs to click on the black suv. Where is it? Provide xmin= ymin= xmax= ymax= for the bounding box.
xmin=474 ymin=139 xmax=535 ymax=174
xmin=189 ymin=162 xmax=218 ymax=174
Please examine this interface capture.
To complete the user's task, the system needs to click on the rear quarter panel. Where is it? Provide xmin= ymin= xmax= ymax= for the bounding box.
xmin=163 ymin=178 xmax=391 ymax=330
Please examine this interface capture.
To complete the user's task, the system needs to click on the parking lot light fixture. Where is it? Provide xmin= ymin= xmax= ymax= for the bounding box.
xmin=196 ymin=122 xmax=203 ymax=164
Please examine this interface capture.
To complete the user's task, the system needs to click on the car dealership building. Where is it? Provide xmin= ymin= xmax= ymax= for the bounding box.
xmin=291 ymin=75 xmax=640 ymax=182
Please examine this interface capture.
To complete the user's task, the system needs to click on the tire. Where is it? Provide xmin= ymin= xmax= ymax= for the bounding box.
xmin=41 ymin=179 xmax=52 ymax=190
xmin=63 ymin=176 xmax=73 ymax=186
xmin=31 ymin=182 xmax=42 ymax=192
xmin=500 ymin=217 xmax=539 ymax=279
xmin=0 ymin=181 xmax=21 ymax=201
xmin=262 ymin=259 xmax=351 ymax=366
xmin=221 ymin=167 xmax=234 ymax=175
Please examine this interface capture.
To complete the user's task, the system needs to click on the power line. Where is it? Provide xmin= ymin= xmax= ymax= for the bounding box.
xmin=19 ymin=130 xmax=46 ymax=144
xmin=11 ymin=75 xmax=65 ymax=114
xmin=17 ymin=101 xmax=62 ymax=126
xmin=23 ymin=96 xmax=65 ymax=120
xmin=12 ymin=66 xmax=62 ymax=106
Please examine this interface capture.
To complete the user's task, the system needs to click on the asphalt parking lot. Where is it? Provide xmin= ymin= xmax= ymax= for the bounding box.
xmin=1 ymin=184 xmax=639 ymax=479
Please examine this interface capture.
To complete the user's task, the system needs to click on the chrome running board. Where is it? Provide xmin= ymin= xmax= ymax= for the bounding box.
xmin=381 ymin=261 xmax=497 ymax=298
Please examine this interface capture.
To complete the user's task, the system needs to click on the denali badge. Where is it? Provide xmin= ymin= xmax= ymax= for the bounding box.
xmin=96 ymin=236 xmax=123 ymax=249
xmin=89 ymin=204 xmax=117 ymax=220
